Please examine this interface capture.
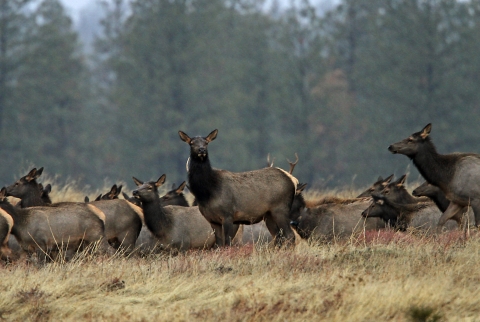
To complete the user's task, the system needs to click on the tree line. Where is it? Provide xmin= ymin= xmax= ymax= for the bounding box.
xmin=1 ymin=0 xmax=480 ymax=191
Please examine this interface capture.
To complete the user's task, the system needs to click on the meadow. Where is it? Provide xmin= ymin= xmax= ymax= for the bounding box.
xmin=1 ymin=180 xmax=479 ymax=321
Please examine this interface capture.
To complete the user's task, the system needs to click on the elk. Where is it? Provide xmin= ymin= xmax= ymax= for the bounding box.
xmin=179 ymin=129 xmax=298 ymax=247
xmin=39 ymin=183 xmax=52 ymax=204
xmin=135 ymin=181 xmax=190 ymax=254
xmin=0 ymin=205 xmax=13 ymax=260
xmin=86 ymin=198 xmax=143 ymax=254
xmin=6 ymin=167 xmax=46 ymax=208
xmin=412 ymin=181 xmax=473 ymax=227
xmin=6 ymin=168 xmax=142 ymax=254
xmin=160 ymin=182 xmax=189 ymax=207
xmin=0 ymin=187 xmax=112 ymax=260
xmin=132 ymin=175 xmax=215 ymax=252
xmin=388 ymin=123 xmax=480 ymax=228
xmin=290 ymin=196 xmax=385 ymax=241
xmin=361 ymin=193 xmax=456 ymax=232
xmin=356 ymin=174 xmax=394 ymax=198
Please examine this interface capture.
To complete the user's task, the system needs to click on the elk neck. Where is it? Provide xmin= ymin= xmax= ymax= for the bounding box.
xmin=412 ymin=138 xmax=455 ymax=190
xmin=141 ymin=195 xmax=173 ymax=238
xmin=187 ymin=154 xmax=220 ymax=205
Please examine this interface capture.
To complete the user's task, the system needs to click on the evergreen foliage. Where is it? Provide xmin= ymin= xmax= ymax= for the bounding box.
xmin=2 ymin=0 xmax=480 ymax=190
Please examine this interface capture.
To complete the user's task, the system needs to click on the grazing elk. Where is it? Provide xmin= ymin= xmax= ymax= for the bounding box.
xmin=361 ymin=193 xmax=456 ymax=231
xmin=132 ymin=175 xmax=215 ymax=252
xmin=356 ymin=174 xmax=394 ymax=198
xmin=0 ymin=187 xmax=112 ymax=260
xmin=179 ymin=129 xmax=298 ymax=247
xmin=388 ymin=123 xmax=480 ymax=228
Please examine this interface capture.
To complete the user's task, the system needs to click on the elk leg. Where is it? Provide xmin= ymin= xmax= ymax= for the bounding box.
xmin=469 ymin=199 xmax=480 ymax=227
xmin=209 ymin=222 xmax=225 ymax=247
xmin=437 ymin=202 xmax=463 ymax=232
xmin=222 ymin=218 xmax=239 ymax=246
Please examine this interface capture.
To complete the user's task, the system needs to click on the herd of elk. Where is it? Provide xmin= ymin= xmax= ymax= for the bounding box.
xmin=1 ymin=123 xmax=478 ymax=262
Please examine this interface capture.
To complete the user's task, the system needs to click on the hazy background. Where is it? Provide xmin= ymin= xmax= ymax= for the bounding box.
xmin=1 ymin=0 xmax=478 ymax=193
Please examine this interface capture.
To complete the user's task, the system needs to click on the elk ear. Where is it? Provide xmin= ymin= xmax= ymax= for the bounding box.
xmin=205 ymin=129 xmax=218 ymax=143
xmin=178 ymin=131 xmax=191 ymax=144
xmin=44 ymin=184 xmax=52 ymax=193
xmin=296 ymin=183 xmax=307 ymax=194
xmin=176 ymin=181 xmax=187 ymax=194
xmin=0 ymin=187 xmax=6 ymax=199
xmin=155 ymin=174 xmax=166 ymax=188
xmin=132 ymin=177 xmax=143 ymax=186
xmin=95 ymin=194 xmax=102 ymax=201
xmin=122 ymin=192 xmax=129 ymax=200
xmin=396 ymin=174 xmax=407 ymax=186
xmin=25 ymin=168 xmax=38 ymax=182
xmin=384 ymin=174 xmax=394 ymax=184
xmin=36 ymin=167 xmax=44 ymax=177
xmin=420 ymin=123 xmax=432 ymax=139
xmin=116 ymin=185 xmax=122 ymax=195
xmin=84 ymin=196 xmax=90 ymax=203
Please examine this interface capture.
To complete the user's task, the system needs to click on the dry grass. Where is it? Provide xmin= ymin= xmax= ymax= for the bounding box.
xmin=2 ymin=179 xmax=479 ymax=321
xmin=1 ymin=231 xmax=480 ymax=321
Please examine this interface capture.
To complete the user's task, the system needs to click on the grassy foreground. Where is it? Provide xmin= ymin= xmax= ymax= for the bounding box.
xmin=1 ymin=230 xmax=480 ymax=321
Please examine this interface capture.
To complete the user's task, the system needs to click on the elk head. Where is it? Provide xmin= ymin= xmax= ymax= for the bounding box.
xmin=388 ymin=123 xmax=432 ymax=157
xmin=178 ymin=129 xmax=218 ymax=161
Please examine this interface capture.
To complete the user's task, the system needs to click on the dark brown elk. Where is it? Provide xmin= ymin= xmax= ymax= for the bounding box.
xmin=160 ymin=182 xmax=189 ymax=207
xmin=356 ymin=174 xmax=394 ymax=198
xmin=0 ymin=187 xmax=112 ymax=260
xmin=132 ymin=175 xmax=215 ymax=252
xmin=135 ymin=181 xmax=190 ymax=254
xmin=39 ymin=183 xmax=52 ymax=205
xmin=380 ymin=175 xmax=430 ymax=205
xmin=388 ymin=123 xmax=480 ymax=228
xmin=412 ymin=181 xmax=473 ymax=227
xmin=361 ymin=193 xmax=457 ymax=232
xmin=6 ymin=167 xmax=46 ymax=208
xmin=179 ymin=129 xmax=298 ymax=247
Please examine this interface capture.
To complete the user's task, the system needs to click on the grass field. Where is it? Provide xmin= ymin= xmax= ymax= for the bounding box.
xmin=1 ymin=180 xmax=479 ymax=321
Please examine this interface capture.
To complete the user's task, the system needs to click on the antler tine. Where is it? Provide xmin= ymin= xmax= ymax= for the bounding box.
xmin=287 ymin=153 xmax=299 ymax=174
xmin=267 ymin=153 xmax=275 ymax=167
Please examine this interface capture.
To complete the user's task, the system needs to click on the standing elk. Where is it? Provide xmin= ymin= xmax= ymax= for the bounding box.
xmin=388 ymin=123 xmax=480 ymax=229
xmin=132 ymin=175 xmax=215 ymax=252
xmin=179 ymin=129 xmax=298 ymax=247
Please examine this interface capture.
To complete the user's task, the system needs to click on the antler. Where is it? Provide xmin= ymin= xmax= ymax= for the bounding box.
xmin=267 ymin=153 xmax=275 ymax=167
xmin=287 ymin=153 xmax=299 ymax=174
